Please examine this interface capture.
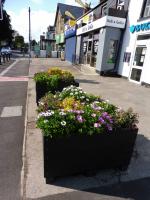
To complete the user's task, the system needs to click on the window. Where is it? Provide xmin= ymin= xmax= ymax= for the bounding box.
xmin=123 ymin=52 xmax=131 ymax=63
xmin=141 ymin=0 xmax=150 ymax=18
xmin=133 ymin=46 xmax=147 ymax=67
xmin=107 ymin=40 xmax=118 ymax=64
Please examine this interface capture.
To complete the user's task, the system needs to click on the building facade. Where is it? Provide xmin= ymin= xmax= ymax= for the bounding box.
xmin=118 ymin=0 xmax=150 ymax=85
xmin=75 ymin=0 xmax=129 ymax=72
xmin=54 ymin=3 xmax=84 ymax=58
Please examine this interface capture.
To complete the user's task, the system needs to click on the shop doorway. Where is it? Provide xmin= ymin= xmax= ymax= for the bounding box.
xmin=82 ymin=39 xmax=98 ymax=67
xmin=130 ymin=42 xmax=147 ymax=83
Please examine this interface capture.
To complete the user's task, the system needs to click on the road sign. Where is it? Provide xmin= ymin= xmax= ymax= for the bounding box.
xmin=0 ymin=0 xmax=3 ymax=20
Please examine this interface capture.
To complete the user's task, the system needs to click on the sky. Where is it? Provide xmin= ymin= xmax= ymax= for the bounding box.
xmin=4 ymin=0 xmax=99 ymax=42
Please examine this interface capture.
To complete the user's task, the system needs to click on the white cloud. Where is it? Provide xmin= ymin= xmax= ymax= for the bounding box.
xmin=64 ymin=0 xmax=99 ymax=8
xmin=8 ymin=9 xmax=55 ymax=42
xmin=30 ymin=0 xmax=43 ymax=4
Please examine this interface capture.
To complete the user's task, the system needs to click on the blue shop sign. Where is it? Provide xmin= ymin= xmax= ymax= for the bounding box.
xmin=130 ymin=22 xmax=150 ymax=33
xmin=65 ymin=26 xmax=76 ymax=38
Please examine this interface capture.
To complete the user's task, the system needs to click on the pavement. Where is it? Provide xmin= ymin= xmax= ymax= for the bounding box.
xmin=22 ymin=58 xmax=150 ymax=200
xmin=0 ymin=59 xmax=29 ymax=200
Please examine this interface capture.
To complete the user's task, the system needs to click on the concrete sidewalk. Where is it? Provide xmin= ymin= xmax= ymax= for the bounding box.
xmin=22 ymin=58 xmax=150 ymax=200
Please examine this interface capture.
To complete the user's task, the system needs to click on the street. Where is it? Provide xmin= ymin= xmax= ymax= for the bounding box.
xmin=0 ymin=60 xmax=29 ymax=200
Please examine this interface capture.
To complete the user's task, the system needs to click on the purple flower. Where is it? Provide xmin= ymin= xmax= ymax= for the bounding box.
xmin=102 ymin=112 xmax=108 ymax=118
xmin=98 ymin=117 xmax=105 ymax=124
xmin=76 ymin=115 xmax=84 ymax=123
xmin=107 ymin=124 xmax=113 ymax=131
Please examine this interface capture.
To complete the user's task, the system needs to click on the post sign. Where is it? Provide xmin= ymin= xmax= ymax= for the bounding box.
xmin=130 ymin=22 xmax=150 ymax=33
xmin=65 ymin=26 xmax=76 ymax=38
xmin=77 ymin=16 xmax=126 ymax=35
xmin=0 ymin=0 xmax=3 ymax=20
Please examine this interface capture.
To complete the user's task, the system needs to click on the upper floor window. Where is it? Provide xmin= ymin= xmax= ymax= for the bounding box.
xmin=142 ymin=0 xmax=150 ymax=18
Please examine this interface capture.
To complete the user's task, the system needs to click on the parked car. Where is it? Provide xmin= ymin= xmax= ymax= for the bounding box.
xmin=0 ymin=47 xmax=12 ymax=55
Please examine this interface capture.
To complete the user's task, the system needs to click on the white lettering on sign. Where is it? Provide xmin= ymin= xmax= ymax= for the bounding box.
xmin=77 ymin=16 xmax=126 ymax=35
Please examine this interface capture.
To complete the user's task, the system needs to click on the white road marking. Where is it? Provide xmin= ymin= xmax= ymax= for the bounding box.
xmin=0 ymin=60 xmax=19 ymax=76
xmin=1 ymin=106 xmax=23 ymax=117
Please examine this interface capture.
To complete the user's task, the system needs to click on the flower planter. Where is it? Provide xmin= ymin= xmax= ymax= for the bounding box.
xmin=43 ymin=128 xmax=138 ymax=182
xmin=36 ymin=81 xmax=79 ymax=104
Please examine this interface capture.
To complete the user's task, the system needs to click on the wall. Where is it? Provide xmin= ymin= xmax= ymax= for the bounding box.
xmin=96 ymin=27 xmax=121 ymax=72
xmin=76 ymin=36 xmax=82 ymax=64
xmin=118 ymin=0 xmax=144 ymax=77
xmin=65 ymin=36 xmax=76 ymax=63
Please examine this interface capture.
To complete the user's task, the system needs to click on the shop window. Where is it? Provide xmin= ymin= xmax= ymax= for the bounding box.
xmin=101 ymin=4 xmax=107 ymax=16
xmin=141 ymin=0 xmax=150 ymax=18
xmin=93 ymin=40 xmax=99 ymax=54
xmin=88 ymin=41 xmax=92 ymax=51
xmin=123 ymin=52 xmax=131 ymax=63
xmin=83 ymin=42 xmax=87 ymax=54
xmin=133 ymin=46 xmax=147 ymax=67
xmin=107 ymin=40 xmax=118 ymax=64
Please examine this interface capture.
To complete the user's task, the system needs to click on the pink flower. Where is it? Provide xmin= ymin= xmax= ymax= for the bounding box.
xmin=94 ymin=123 xmax=101 ymax=128
xmin=91 ymin=113 xmax=96 ymax=117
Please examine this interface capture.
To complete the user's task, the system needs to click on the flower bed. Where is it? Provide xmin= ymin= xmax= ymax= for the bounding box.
xmin=36 ymin=85 xmax=138 ymax=181
xmin=34 ymin=68 xmax=79 ymax=104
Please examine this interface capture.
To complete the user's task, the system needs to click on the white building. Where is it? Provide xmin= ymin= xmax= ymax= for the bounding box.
xmin=118 ymin=0 xmax=150 ymax=85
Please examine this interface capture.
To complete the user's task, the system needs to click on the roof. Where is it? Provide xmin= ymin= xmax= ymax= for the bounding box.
xmin=54 ymin=3 xmax=84 ymax=26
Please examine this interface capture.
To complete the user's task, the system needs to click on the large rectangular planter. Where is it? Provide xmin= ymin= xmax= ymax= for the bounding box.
xmin=43 ymin=128 xmax=138 ymax=181
xmin=36 ymin=80 xmax=79 ymax=104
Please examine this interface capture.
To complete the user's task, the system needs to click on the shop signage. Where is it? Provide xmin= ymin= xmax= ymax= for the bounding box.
xmin=77 ymin=16 xmax=126 ymax=35
xmin=65 ymin=26 xmax=76 ymax=38
xmin=130 ymin=22 xmax=150 ymax=33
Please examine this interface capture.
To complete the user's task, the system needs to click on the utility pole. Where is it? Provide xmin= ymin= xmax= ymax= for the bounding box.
xmin=29 ymin=7 xmax=31 ymax=58
xmin=0 ymin=0 xmax=3 ymax=21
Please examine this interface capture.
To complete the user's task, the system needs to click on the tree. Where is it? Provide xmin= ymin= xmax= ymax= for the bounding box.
xmin=14 ymin=35 xmax=25 ymax=49
xmin=0 ymin=0 xmax=14 ymax=45
xmin=31 ymin=39 xmax=37 ymax=47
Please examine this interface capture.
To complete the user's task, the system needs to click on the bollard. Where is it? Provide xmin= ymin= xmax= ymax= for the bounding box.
xmin=0 ymin=54 xmax=2 ymax=65
xmin=2 ymin=54 xmax=5 ymax=63
xmin=6 ymin=54 xmax=9 ymax=62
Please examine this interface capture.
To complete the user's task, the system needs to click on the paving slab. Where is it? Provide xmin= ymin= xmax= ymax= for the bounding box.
xmin=23 ymin=58 xmax=150 ymax=200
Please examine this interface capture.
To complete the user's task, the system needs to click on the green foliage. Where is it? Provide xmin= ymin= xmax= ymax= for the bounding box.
xmin=36 ymin=86 xmax=139 ymax=138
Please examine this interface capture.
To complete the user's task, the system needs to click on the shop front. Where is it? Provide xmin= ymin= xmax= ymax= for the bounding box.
xmin=76 ymin=15 xmax=126 ymax=73
xmin=55 ymin=33 xmax=65 ymax=58
xmin=128 ymin=22 xmax=150 ymax=85
xmin=65 ymin=25 xmax=77 ymax=63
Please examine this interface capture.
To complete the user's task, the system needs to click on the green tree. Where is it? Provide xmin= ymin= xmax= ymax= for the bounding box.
xmin=0 ymin=0 xmax=14 ymax=45
xmin=14 ymin=35 xmax=25 ymax=49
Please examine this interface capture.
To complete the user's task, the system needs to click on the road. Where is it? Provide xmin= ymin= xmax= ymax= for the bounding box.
xmin=0 ymin=59 xmax=29 ymax=200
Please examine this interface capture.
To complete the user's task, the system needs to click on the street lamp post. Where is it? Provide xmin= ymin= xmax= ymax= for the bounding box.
xmin=29 ymin=7 xmax=31 ymax=59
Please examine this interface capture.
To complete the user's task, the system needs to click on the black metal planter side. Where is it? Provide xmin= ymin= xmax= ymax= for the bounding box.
xmin=36 ymin=80 xmax=79 ymax=104
xmin=43 ymin=128 xmax=138 ymax=181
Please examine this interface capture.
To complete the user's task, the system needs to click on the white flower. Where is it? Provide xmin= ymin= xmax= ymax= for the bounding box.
xmin=79 ymin=91 xmax=83 ymax=93
xmin=59 ymin=112 xmax=66 ymax=116
xmin=70 ymin=93 xmax=73 ymax=95
xmin=105 ymin=99 xmax=110 ymax=103
xmin=39 ymin=101 xmax=44 ymax=105
xmin=44 ymin=119 xmax=48 ymax=123
xmin=75 ymin=92 xmax=78 ymax=95
xmin=61 ymin=121 xmax=66 ymax=126
xmin=86 ymin=98 xmax=89 ymax=101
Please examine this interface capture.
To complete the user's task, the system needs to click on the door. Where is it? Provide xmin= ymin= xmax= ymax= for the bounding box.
xmin=130 ymin=45 xmax=147 ymax=83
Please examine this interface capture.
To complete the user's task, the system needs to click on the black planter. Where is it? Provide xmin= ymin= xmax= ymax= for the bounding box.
xmin=36 ymin=80 xmax=79 ymax=104
xmin=43 ymin=128 xmax=138 ymax=181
